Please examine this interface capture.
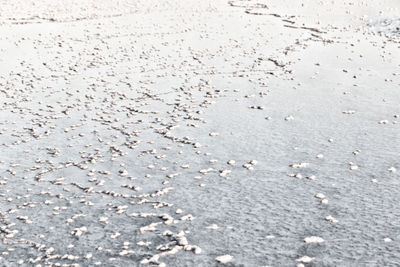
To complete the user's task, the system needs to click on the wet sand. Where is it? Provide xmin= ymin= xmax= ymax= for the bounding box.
xmin=0 ymin=0 xmax=399 ymax=266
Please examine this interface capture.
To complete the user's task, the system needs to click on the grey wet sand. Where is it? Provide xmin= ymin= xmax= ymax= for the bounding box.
xmin=0 ymin=0 xmax=399 ymax=266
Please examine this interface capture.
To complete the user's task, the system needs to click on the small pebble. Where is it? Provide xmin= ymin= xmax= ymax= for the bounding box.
xmin=216 ymin=255 xmax=233 ymax=264
xmin=325 ymin=215 xmax=339 ymax=223
xmin=296 ymin=256 xmax=314 ymax=263
xmin=304 ymin=236 xmax=324 ymax=244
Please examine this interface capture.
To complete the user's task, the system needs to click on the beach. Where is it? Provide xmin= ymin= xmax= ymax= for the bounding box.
xmin=0 ymin=0 xmax=399 ymax=266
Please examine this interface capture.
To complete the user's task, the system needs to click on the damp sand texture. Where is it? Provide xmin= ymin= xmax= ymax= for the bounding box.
xmin=0 ymin=0 xmax=399 ymax=266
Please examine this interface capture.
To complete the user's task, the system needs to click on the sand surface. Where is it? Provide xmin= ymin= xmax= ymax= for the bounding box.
xmin=0 ymin=0 xmax=399 ymax=266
